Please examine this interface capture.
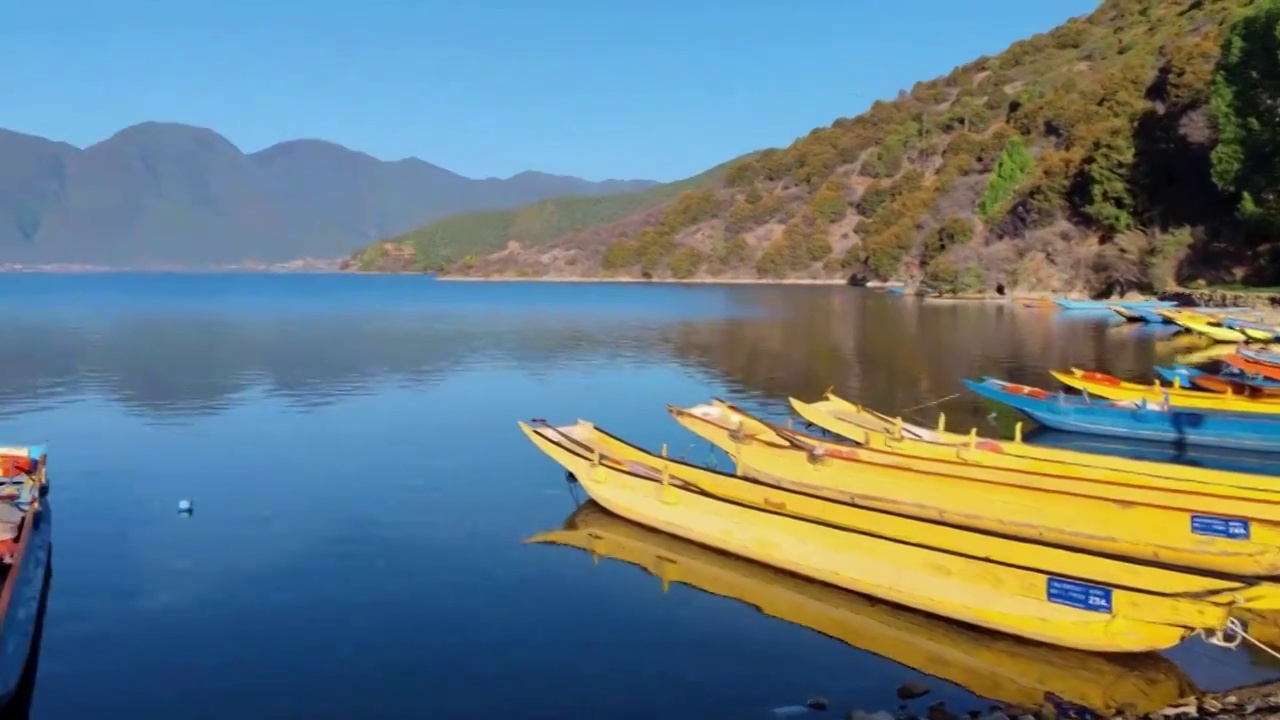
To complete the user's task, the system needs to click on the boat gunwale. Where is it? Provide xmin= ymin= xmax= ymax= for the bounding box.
xmin=525 ymin=419 xmax=1264 ymax=601
xmin=1064 ymin=367 xmax=1280 ymax=403
xmin=0 ymin=456 xmax=48 ymax=647
xmin=977 ymin=377 xmax=1280 ymax=422
xmin=800 ymin=393 xmax=1280 ymax=494
xmin=671 ymin=402 xmax=1280 ymax=522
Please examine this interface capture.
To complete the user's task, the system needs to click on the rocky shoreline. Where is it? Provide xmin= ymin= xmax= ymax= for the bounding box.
xmin=773 ymin=680 xmax=1280 ymax=720
xmin=1162 ymin=289 xmax=1280 ymax=311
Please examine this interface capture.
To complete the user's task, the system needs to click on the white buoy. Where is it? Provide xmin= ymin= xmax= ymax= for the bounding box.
xmin=178 ymin=499 xmax=192 ymax=514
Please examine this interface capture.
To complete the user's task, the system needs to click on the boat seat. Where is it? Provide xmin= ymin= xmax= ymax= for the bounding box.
xmin=0 ymin=503 xmax=24 ymax=542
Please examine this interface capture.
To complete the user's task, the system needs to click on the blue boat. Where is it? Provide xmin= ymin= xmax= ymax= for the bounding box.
xmin=0 ymin=446 xmax=50 ymax=710
xmin=1215 ymin=364 xmax=1280 ymax=386
xmin=1222 ymin=317 xmax=1276 ymax=332
xmin=1153 ymin=365 xmax=1203 ymax=387
xmin=1131 ymin=307 xmax=1172 ymax=324
xmin=962 ymin=377 xmax=1280 ymax=452
xmin=1153 ymin=364 xmax=1280 ymax=393
xmin=1053 ymin=299 xmax=1177 ymax=311
xmin=1240 ymin=346 xmax=1280 ymax=366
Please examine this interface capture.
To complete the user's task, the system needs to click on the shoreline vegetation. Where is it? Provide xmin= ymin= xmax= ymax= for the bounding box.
xmin=435 ymin=275 xmax=851 ymax=285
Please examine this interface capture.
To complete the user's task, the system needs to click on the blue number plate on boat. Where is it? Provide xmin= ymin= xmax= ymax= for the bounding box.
xmin=1046 ymin=577 xmax=1113 ymax=613
xmin=1190 ymin=515 xmax=1251 ymax=540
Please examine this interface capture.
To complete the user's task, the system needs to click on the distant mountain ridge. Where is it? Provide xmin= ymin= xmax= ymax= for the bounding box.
xmin=0 ymin=122 xmax=657 ymax=266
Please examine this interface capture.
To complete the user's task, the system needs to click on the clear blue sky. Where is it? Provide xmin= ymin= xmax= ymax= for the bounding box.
xmin=5 ymin=0 xmax=1098 ymax=182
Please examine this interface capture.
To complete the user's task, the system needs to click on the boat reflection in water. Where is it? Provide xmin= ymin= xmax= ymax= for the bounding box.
xmin=1024 ymin=429 xmax=1280 ymax=478
xmin=527 ymin=502 xmax=1197 ymax=716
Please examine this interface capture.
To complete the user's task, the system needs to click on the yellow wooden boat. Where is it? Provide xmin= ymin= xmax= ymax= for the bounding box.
xmin=1161 ymin=310 xmax=1249 ymax=343
xmin=786 ymin=394 xmax=1280 ymax=495
xmin=1162 ymin=309 xmax=1280 ymax=342
xmin=530 ymin=502 xmax=1198 ymax=713
xmin=1236 ymin=325 xmax=1280 ymax=343
xmin=1052 ymin=368 xmax=1280 ymax=413
xmin=518 ymin=419 xmax=1275 ymax=651
xmin=667 ymin=405 xmax=1280 ymax=576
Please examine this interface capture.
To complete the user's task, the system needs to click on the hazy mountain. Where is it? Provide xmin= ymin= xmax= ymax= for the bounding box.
xmin=0 ymin=122 xmax=657 ymax=266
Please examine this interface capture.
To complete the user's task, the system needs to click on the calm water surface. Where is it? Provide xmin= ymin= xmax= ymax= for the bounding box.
xmin=4 ymin=274 xmax=1276 ymax=719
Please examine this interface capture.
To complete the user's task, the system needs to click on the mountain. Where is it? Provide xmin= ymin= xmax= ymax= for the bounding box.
xmin=0 ymin=122 xmax=657 ymax=267
xmin=367 ymin=0 xmax=1275 ymax=294
xmin=343 ymin=155 xmax=752 ymax=272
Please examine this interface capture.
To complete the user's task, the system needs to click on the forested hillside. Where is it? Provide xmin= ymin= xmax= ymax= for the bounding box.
xmin=344 ymin=157 xmax=745 ymax=272
xmin=427 ymin=0 xmax=1280 ymax=294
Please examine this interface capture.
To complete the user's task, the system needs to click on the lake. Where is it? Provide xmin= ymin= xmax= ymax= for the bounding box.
xmin=5 ymin=273 xmax=1278 ymax=719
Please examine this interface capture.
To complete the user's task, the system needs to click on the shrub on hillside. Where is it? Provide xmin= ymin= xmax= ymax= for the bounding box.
xmin=601 ymin=238 xmax=638 ymax=272
xmin=924 ymin=255 xmax=985 ymax=294
xmin=724 ymin=159 xmax=761 ymax=188
xmin=668 ymin=246 xmax=705 ymax=279
xmin=810 ymin=180 xmax=849 ymax=223
xmin=922 ymin=217 xmax=976 ymax=265
xmin=662 ymin=190 xmax=720 ymax=232
xmin=707 ymin=234 xmax=750 ymax=274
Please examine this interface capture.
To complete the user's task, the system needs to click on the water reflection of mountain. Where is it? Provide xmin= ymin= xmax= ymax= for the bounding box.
xmin=529 ymin=502 xmax=1196 ymax=715
xmin=667 ymin=292 xmax=1166 ymax=428
xmin=1 ymin=286 xmax=1170 ymax=423
xmin=0 ymin=314 xmax=679 ymax=420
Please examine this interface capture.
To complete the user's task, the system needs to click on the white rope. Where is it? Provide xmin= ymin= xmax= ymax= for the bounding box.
xmin=899 ymin=392 xmax=962 ymax=415
xmin=1199 ymin=617 xmax=1280 ymax=663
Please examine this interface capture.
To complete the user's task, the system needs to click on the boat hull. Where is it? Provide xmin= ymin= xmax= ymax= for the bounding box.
xmin=1053 ymin=368 xmax=1280 ymax=414
xmin=671 ymin=406 xmax=1280 ymax=576
xmin=518 ymin=422 xmax=1217 ymax=652
xmin=1223 ymin=319 xmax=1280 ymax=343
xmin=1190 ymin=373 xmax=1280 ymax=398
xmin=0 ymin=500 xmax=50 ymax=711
xmin=1154 ymin=365 xmax=1201 ymax=387
xmin=1055 ymin=300 xmax=1176 ymax=311
xmin=782 ymin=397 xmax=1280 ymax=498
xmin=965 ymin=377 xmax=1280 ymax=452
xmin=1174 ymin=318 xmax=1248 ymax=343
xmin=1240 ymin=347 xmax=1280 ymax=367
xmin=1225 ymin=353 xmax=1280 ymax=381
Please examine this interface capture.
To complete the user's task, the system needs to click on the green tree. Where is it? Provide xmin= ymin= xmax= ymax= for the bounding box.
xmin=1210 ymin=0 xmax=1280 ymax=230
xmin=977 ymin=136 xmax=1035 ymax=220
xmin=1079 ymin=127 xmax=1137 ymax=233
